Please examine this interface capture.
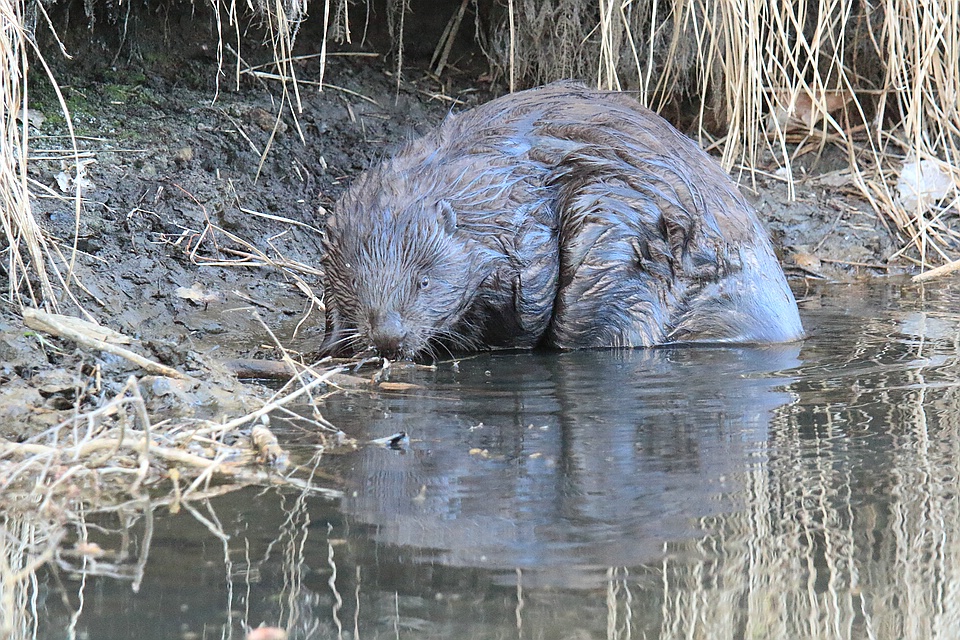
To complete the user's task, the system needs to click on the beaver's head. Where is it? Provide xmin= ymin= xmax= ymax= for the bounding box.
xmin=323 ymin=185 xmax=497 ymax=360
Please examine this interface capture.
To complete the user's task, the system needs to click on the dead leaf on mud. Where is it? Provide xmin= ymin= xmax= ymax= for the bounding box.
xmin=15 ymin=107 xmax=45 ymax=129
xmin=771 ymin=89 xmax=853 ymax=132
xmin=249 ymin=107 xmax=287 ymax=133
xmin=791 ymin=252 xmax=822 ymax=271
xmin=55 ymin=157 xmax=97 ymax=192
xmin=176 ymin=283 xmax=221 ymax=305
xmin=896 ymin=159 xmax=955 ymax=213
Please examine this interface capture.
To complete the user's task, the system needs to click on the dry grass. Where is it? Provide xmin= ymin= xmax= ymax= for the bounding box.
xmin=1 ymin=0 xmax=57 ymax=309
xmin=0 ymin=366 xmax=343 ymax=512
xmin=0 ymin=357 xmax=348 ymax=637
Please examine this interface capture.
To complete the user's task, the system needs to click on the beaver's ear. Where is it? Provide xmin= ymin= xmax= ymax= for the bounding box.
xmin=438 ymin=200 xmax=458 ymax=233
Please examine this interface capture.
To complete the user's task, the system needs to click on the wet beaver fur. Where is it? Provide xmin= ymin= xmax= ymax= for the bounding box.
xmin=321 ymin=81 xmax=803 ymax=359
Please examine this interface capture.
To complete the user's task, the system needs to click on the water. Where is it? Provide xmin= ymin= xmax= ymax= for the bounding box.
xmin=27 ymin=280 xmax=960 ymax=638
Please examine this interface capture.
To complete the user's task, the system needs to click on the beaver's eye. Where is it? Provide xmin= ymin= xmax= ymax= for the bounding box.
xmin=419 ymin=276 xmax=430 ymax=290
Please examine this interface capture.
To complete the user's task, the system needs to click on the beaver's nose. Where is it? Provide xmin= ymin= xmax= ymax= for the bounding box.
xmin=368 ymin=310 xmax=407 ymax=359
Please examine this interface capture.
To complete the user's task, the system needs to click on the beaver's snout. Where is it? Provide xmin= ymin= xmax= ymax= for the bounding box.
xmin=367 ymin=310 xmax=408 ymax=359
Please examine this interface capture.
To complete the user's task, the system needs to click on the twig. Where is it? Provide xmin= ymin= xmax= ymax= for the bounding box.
xmin=819 ymin=258 xmax=890 ymax=270
xmin=240 ymin=70 xmax=381 ymax=106
xmin=22 ymin=309 xmax=192 ymax=381
xmin=238 ymin=207 xmax=323 ymax=235
xmin=912 ymin=258 xmax=960 ymax=282
xmin=205 ymin=365 xmax=345 ymax=436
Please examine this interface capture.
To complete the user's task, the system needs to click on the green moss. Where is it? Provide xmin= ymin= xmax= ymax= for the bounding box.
xmin=39 ymin=110 xmax=66 ymax=126
xmin=26 ymin=75 xmax=64 ymax=117
xmin=64 ymin=89 xmax=93 ymax=114
xmin=102 ymin=83 xmax=133 ymax=103
xmin=113 ymin=127 xmax=147 ymax=144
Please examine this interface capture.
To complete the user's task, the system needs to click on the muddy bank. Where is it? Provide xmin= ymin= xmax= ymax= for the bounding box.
xmin=1 ymin=22 xmax=901 ymax=439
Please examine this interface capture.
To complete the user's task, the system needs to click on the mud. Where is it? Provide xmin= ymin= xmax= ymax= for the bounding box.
xmin=0 ymin=18 xmax=901 ymax=439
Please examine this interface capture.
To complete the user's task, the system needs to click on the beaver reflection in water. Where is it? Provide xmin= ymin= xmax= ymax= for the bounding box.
xmin=321 ymin=81 xmax=803 ymax=359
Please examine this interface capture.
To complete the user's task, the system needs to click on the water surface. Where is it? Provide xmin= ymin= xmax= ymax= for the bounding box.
xmin=31 ymin=280 xmax=960 ymax=639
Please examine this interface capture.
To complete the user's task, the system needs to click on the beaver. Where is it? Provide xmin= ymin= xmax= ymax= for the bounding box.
xmin=321 ymin=81 xmax=803 ymax=359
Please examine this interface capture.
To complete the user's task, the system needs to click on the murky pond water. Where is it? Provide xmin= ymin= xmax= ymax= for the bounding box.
xmin=32 ymin=280 xmax=960 ymax=639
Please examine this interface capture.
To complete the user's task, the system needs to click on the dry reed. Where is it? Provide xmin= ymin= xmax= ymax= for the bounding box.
xmin=0 ymin=364 xmax=346 ymax=639
xmin=1 ymin=0 xmax=56 ymax=309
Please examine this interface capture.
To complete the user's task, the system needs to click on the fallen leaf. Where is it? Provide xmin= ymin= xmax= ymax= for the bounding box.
xmin=791 ymin=252 xmax=822 ymax=270
xmin=771 ymin=88 xmax=853 ymax=132
xmin=55 ymin=158 xmax=97 ymax=193
xmin=16 ymin=108 xmax=46 ymax=128
xmin=175 ymin=283 xmax=221 ymax=305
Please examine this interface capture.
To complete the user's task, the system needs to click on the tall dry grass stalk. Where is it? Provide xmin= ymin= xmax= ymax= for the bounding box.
xmin=876 ymin=1 xmax=960 ymax=266
xmin=2 ymin=0 xmax=92 ymax=313
xmin=687 ymin=0 xmax=960 ymax=268
xmin=1 ymin=0 xmax=56 ymax=309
